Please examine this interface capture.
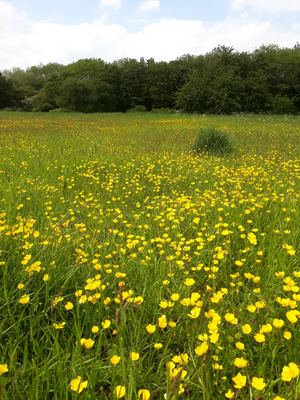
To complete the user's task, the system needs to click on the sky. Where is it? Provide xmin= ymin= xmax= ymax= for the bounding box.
xmin=1 ymin=0 xmax=300 ymax=70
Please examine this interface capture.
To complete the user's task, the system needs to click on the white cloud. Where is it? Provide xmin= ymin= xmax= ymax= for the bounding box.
xmin=231 ymin=0 xmax=300 ymax=13
xmin=0 ymin=1 xmax=300 ymax=70
xmin=99 ymin=0 xmax=122 ymax=11
xmin=137 ymin=1 xmax=160 ymax=13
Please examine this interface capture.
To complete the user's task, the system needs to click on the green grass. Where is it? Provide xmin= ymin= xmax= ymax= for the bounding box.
xmin=0 ymin=112 xmax=300 ymax=399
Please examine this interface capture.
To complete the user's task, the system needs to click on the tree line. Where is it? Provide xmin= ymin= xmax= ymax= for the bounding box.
xmin=1 ymin=44 xmax=300 ymax=114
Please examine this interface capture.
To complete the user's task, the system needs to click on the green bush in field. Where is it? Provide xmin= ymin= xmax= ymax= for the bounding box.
xmin=192 ymin=126 xmax=233 ymax=155
xmin=127 ymin=105 xmax=147 ymax=113
xmin=272 ymin=95 xmax=297 ymax=115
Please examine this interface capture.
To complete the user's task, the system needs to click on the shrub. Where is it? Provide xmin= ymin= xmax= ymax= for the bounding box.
xmin=272 ymin=95 xmax=297 ymax=115
xmin=127 ymin=105 xmax=147 ymax=113
xmin=192 ymin=127 xmax=233 ymax=156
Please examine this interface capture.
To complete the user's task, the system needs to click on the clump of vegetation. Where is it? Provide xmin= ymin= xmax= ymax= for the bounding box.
xmin=192 ymin=126 xmax=233 ymax=155
xmin=127 ymin=105 xmax=147 ymax=113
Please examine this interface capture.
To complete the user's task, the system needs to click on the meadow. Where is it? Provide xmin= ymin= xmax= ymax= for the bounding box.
xmin=1 ymin=111 xmax=300 ymax=400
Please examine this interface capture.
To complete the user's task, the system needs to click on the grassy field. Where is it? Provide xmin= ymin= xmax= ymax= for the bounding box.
xmin=1 ymin=111 xmax=300 ymax=400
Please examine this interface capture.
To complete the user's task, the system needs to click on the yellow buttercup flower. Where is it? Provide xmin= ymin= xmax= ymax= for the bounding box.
xmin=114 ymin=385 xmax=126 ymax=398
xmin=225 ymin=313 xmax=238 ymax=324
xmin=242 ymin=324 xmax=252 ymax=334
xmin=225 ymin=389 xmax=235 ymax=399
xmin=261 ymin=323 xmax=272 ymax=333
xmin=130 ymin=352 xmax=139 ymax=361
xmin=0 ymin=364 xmax=8 ymax=375
xmin=53 ymin=322 xmax=65 ymax=329
xmin=146 ymin=324 xmax=156 ymax=334
xmin=281 ymin=363 xmax=299 ymax=381
xmin=286 ymin=310 xmax=298 ymax=324
xmin=64 ymin=302 xmax=73 ymax=310
xmin=83 ymin=338 xmax=95 ymax=349
xmin=234 ymin=357 xmax=248 ymax=368
xmin=184 ymin=278 xmax=195 ymax=286
xmin=273 ymin=319 xmax=284 ymax=328
xmin=138 ymin=389 xmax=150 ymax=400
xmin=111 ymin=355 xmax=121 ymax=365
xmin=154 ymin=343 xmax=163 ymax=349
xmin=70 ymin=376 xmax=88 ymax=393
xmin=91 ymin=325 xmax=99 ymax=333
xmin=235 ymin=342 xmax=244 ymax=350
xmin=232 ymin=373 xmax=246 ymax=389
xmin=247 ymin=305 xmax=256 ymax=313
xmin=19 ymin=294 xmax=30 ymax=304
xmin=195 ymin=342 xmax=208 ymax=356
xmin=102 ymin=319 xmax=111 ymax=329
xmin=284 ymin=331 xmax=292 ymax=340
xmin=251 ymin=377 xmax=266 ymax=391
xmin=254 ymin=333 xmax=265 ymax=343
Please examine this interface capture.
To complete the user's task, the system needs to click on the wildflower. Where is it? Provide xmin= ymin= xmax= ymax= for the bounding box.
xmin=234 ymin=358 xmax=248 ymax=368
xmin=19 ymin=294 xmax=30 ymax=304
xmin=65 ymin=302 xmax=73 ymax=310
xmin=281 ymin=363 xmax=300 ymax=381
xmin=53 ymin=322 xmax=66 ymax=329
xmin=92 ymin=326 xmax=99 ymax=333
xmin=154 ymin=343 xmax=163 ymax=349
xmin=184 ymin=278 xmax=195 ymax=286
xmin=251 ymin=377 xmax=266 ymax=391
xmin=70 ymin=376 xmax=88 ymax=393
xmin=43 ymin=274 xmax=50 ymax=281
xmin=195 ymin=342 xmax=209 ymax=356
xmin=114 ymin=385 xmax=126 ymax=398
xmin=247 ymin=305 xmax=256 ymax=313
xmin=146 ymin=324 xmax=156 ymax=334
xmin=138 ymin=389 xmax=150 ymax=400
xmin=254 ymin=333 xmax=265 ymax=343
xmin=261 ymin=323 xmax=272 ymax=333
xmin=178 ymin=383 xmax=184 ymax=394
xmin=17 ymin=283 xmax=24 ymax=289
xmin=247 ymin=232 xmax=257 ymax=245
xmin=225 ymin=313 xmax=238 ymax=324
xmin=284 ymin=331 xmax=292 ymax=340
xmin=102 ymin=320 xmax=111 ymax=329
xmin=111 ymin=355 xmax=121 ymax=365
xmin=242 ymin=324 xmax=252 ymax=334
xmin=235 ymin=261 xmax=243 ymax=267
xmin=172 ymin=354 xmax=189 ymax=365
xmin=213 ymin=363 xmax=223 ymax=370
xmin=286 ymin=310 xmax=298 ymax=324
xmin=171 ymin=293 xmax=179 ymax=301
xmin=83 ymin=338 xmax=95 ymax=349
xmin=159 ymin=300 xmax=168 ymax=309
xmin=225 ymin=389 xmax=235 ymax=399
xmin=235 ymin=342 xmax=244 ymax=350
xmin=273 ymin=319 xmax=284 ymax=328
xmin=232 ymin=373 xmax=246 ymax=389
xmin=130 ymin=352 xmax=139 ymax=361
xmin=0 ymin=364 xmax=8 ymax=375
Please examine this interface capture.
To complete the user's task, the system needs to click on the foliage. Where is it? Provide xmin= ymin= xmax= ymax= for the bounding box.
xmin=2 ymin=44 xmax=300 ymax=114
xmin=127 ymin=105 xmax=147 ymax=112
xmin=0 ymin=73 xmax=15 ymax=109
xmin=272 ymin=95 xmax=297 ymax=114
xmin=192 ymin=126 xmax=233 ymax=155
